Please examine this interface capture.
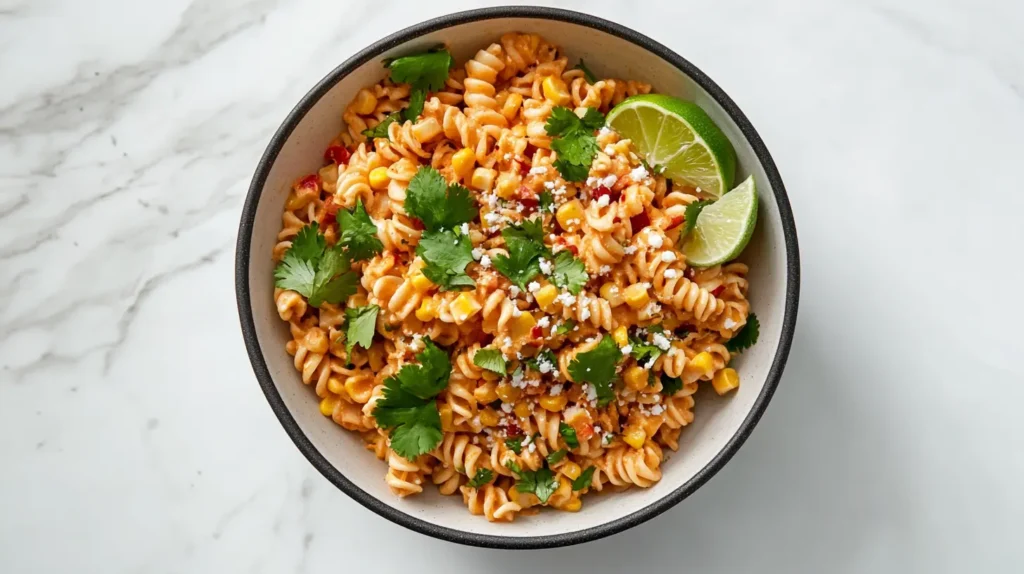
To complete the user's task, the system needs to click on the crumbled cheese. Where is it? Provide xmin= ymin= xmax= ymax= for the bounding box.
xmin=599 ymin=126 xmax=613 ymax=136
xmin=644 ymin=301 xmax=662 ymax=315
xmin=549 ymin=384 xmax=563 ymax=396
xmin=530 ymin=166 xmax=548 ymax=175
xmin=537 ymin=316 xmax=550 ymax=328
xmin=555 ymin=291 xmax=575 ymax=306
xmin=471 ymin=247 xmax=484 ymax=261
xmin=460 ymin=223 xmax=470 ymax=235
xmin=603 ymin=145 xmax=616 ymax=156
xmin=724 ymin=318 xmax=738 ymax=329
xmin=528 ymin=442 xmax=537 ymax=453
xmin=599 ymin=265 xmax=611 ymax=275
xmin=480 ymin=255 xmax=491 ymax=268
xmin=695 ymin=186 xmax=703 ymax=193
xmin=601 ymin=174 xmax=617 ymax=188
xmin=586 ymin=176 xmax=600 ymax=187
xmin=483 ymin=212 xmax=501 ymax=225
xmin=652 ymin=333 xmax=671 ymax=351
xmin=621 ymin=344 xmax=633 ymax=356
xmin=624 ymin=245 xmax=638 ymax=255
xmin=522 ymin=434 xmax=533 ymax=447
xmin=661 ymin=251 xmax=677 ymax=263
xmin=527 ymin=281 xmax=541 ymax=293
xmin=630 ymin=165 xmax=649 ymax=180
xmin=664 ymin=268 xmax=678 ymax=279
xmin=596 ymin=194 xmax=610 ymax=207
xmin=504 ymin=337 xmax=513 ymax=348
xmin=650 ymin=404 xmax=665 ymax=416
xmin=544 ymin=180 xmax=556 ymax=190
xmin=593 ymin=425 xmax=602 ymax=434
xmin=648 ymin=232 xmax=664 ymax=248
xmin=501 ymin=403 xmax=513 ymax=413
xmin=511 ymin=306 xmax=522 ymax=317
xmin=580 ymin=305 xmax=591 ymax=321
xmin=509 ymin=286 xmax=521 ymax=298
xmin=504 ymin=153 xmax=512 ymax=161
xmin=538 ymin=257 xmax=553 ymax=275
xmin=538 ymin=356 xmax=554 ymax=374
xmin=584 ymin=384 xmax=598 ymax=402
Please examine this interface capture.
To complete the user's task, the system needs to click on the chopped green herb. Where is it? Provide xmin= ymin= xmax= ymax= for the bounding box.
xmin=473 ymin=348 xmax=507 ymax=376
xmin=467 ymin=468 xmax=494 ymax=488
xmin=343 ymin=304 xmax=379 ymax=356
xmin=546 ymin=449 xmax=568 ymax=465
xmin=545 ymin=106 xmax=606 ymax=182
xmin=405 ymin=167 xmax=477 ymax=231
xmin=725 ymin=313 xmax=759 ymax=353
xmin=574 ymin=59 xmax=597 ymax=84
xmin=416 ymin=229 xmax=476 ymax=291
xmin=361 ymin=112 xmax=400 ymax=139
xmin=385 ymin=49 xmax=454 ymax=121
xmin=337 ymin=199 xmax=384 ymax=261
xmin=555 ymin=320 xmax=577 ymax=336
xmin=506 ymin=461 xmax=560 ymax=504
xmin=572 ymin=466 xmax=596 ymax=491
xmin=274 ymin=222 xmax=358 ymax=307
xmin=682 ymin=199 xmax=714 ymax=240
xmin=559 ymin=421 xmax=579 ymax=449
xmin=567 ymin=336 xmax=621 ymax=407
xmin=661 ymin=375 xmax=683 ymax=396
xmin=505 ymin=436 xmax=524 ymax=455
xmin=549 ymin=251 xmax=588 ymax=295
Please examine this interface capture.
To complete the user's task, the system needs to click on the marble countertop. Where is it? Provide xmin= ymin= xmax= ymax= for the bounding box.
xmin=2 ymin=0 xmax=1023 ymax=572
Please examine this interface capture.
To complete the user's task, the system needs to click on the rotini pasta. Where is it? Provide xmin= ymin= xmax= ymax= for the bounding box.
xmin=270 ymin=34 xmax=757 ymax=522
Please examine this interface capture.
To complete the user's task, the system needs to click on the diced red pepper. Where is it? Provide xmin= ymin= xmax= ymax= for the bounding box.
xmin=711 ymin=285 xmax=725 ymax=297
xmin=411 ymin=218 xmax=425 ymax=231
xmin=298 ymin=174 xmax=321 ymax=190
xmin=518 ymin=161 xmax=531 ymax=176
xmin=324 ymin=145 xmax=350 ymax=166
xmin=629 ymin=210 xmax=651 ymax=231
xmin=524 ymin=143 xmax=539 ymax=160
xmin=566 ymin=244 xmax=579 ymax=256
xmin=665 ymin=216 xmax=685 ymax=230
xmin=592 ymin=185 xmax=620 ymax=202
xmin=504 ymin=421 xmax=523 ymax=437
xmin=530 ymin=326 xmax=544 ymax=339
xmin=320 ymin=196 xmax=340 ymax=226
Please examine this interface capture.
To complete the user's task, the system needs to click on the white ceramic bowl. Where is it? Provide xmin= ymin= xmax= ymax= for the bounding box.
xmin=236 ymin=6 xmax=799 ymax=548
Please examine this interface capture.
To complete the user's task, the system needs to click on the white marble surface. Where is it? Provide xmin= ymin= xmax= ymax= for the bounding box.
xmin=2 ymin=0 xmax=1022 ymax=572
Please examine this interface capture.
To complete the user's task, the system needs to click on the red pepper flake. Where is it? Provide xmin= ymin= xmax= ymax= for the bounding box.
xmin=711 ymin=285 xmax=725 ymax=297
xmin=504 ymin=421 xmax=523 ymax=437
xmin=530 ymin=326 xmax=543 ymax=339
xmin=593 ymin=185 xmax=620 ymax=202
xmin=665 ymin=215 xmax=685 ymax=230
xmin=629 ymin=210 xmax=651 ymax=231
xmin=524 ymin=143 xmax=539 ymax=160
xmin=298 ymin=174 xmax=321 ymax=190
xmin=518 ymin=160 xmax=531 ymax=176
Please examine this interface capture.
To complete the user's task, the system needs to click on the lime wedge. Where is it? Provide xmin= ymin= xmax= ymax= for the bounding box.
xmin=681 ymin=175 xmax=757 ymax=267
xmin=606 ymin=94 xmax=737 ymax=198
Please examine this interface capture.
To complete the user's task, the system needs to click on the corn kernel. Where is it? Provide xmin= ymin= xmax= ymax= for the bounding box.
xmin=712 ymin=367 xmax=740 ymax=395
xmin=509 ymin=312 xmax=536 ymax=340
xmin=612 ymin=325 xmax=629 ymax=347
xmin=479 ymin=407 xmax=500 ymax=427
xmin=623 ymin=426 xmax=647 ymax=449
xmin=352 ymin=88 xmax=378 ymax=115
xmin=344 ymin=378 xmax=371 ymax=401
xmin=495 ymin=171 xmax=519 ymax=200
xmin=562 ymin=461 xmax=582 ymax=480
xmin=415 ymin=298 xmax=437 ymax=322
xmin=601 ymin=282 xmax=624 ymax=307
xmin=369 ymin=166 xmax=390 ymax=190
xmin=623 ymin=283 xmax=650 ymax=309
xmin=689 ymin=351 xmax=715 ymax=375
xmin=624 ymin=365 xmax=648 ymax=391
xmin=451 ymin=292 xmax=483 ymax=323
xmin=539 ymin=394 xmax=568 ymax=412
xmin=319 ymin=395 xmax=339 ymax=416
xmin=439 ymin=403 xmax=455 ymax=432
xmin=327 ymin=377 xmax=346 ymax=396
xmin=542 ymin=76 xmax=571 ymax=106
xmin=481 ymin=370 xmax=499 ymax=382
xmin=452 ymin=148 xmax=476 ymax=181
xmin=513 ymin=401 xmax=532 ymax=419
xmin=410 ymin=273 xmax=433 ymax=293
xmin=496 ymin=383 xmax=522 ymax=403
xmin=563 ymin=496 xmax=582 ymax=512
xmin=535 ymin=284 xmax=559 ymax=312
xmin=556 ymin=199 xmax=584 ymax=231
xmin=474 ymin=384 xmax=499 ymax=404
xmin=471 ymin=167 xmax=497 ymax=192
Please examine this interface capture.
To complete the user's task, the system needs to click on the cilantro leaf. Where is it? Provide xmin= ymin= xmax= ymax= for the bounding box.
xmin=559 ymin=421 xmax=579 ymax=449
xmin=274 ymin=253 xmax=317 ymax=294
xmin=551 ymin=131 xmax=598 ymax=166
xmin=467 ymin=468 xmax=494 ymax=488
xmin=549 ymin=251 xmax=588 ymax=294
xmin=682 ymin=199 xmax=714 ymax=239
xmin=725 ymin=313 xmax=759 ymax=353
xmin=343 ymin=304 xmax=379 ymax=356
xmin=287 ymin=222 xmax=327 ymax=263
xmin=337 ymin=199 xmax=384 ymax=261
xmin=546 ymin=449 xmax=568 ymax=465
xmin=416 ymin=230 xmax=475 ymax=291
xmin=579 ymin=107 xmax=605 ymax=131
xmin=373 ymin=378 xmax=433 ymax=428
xmin=508 ymin=463 xmax=559 ymax=504
xmin=388 ymin=404 xmax=443 ymax=460
xmin=525 ymin=349 xmax=557 ymax=374
xmin=386 ymin=49 xmax=453 ymax=92
xmin=539 ymin=190 xmax=554 ymax=213
xmin=568 ymin=336 xmax=621 ymax=407
xmin=629 ymin=334 xmax=663 ymax=367
xmin=555 ymin=320 xmax=577 ymax=336
xmin=574 ymin=59 xmax=597 ymax=84
xmin=544 ymin=107 xmax=580 ymax=137
xmin=361 ymin=112 xmax=400 ymax=139
xmin=661 ymin=375 xmax=683 ymax=396
xmin=394 ymin=338 xmax=451 ymax=399
xmin=472 ymin=348 xmax=507 ymax=376
xmin=552 ymin=158 xmax=591 ymax=183
xmin=492 ymin=223 xmax=547 ymax=290
xmin=404 ymin=87 xmax=426 ymax=122
xmin=405 ymin=167 xmax=477 ymax=231
xmin=571 ymin=466 xmax=596 ymax=491
xmin=308 ymin=246 xmax=357 ymax=307
xmin=505 ymin=436 xmax=524 ymax=455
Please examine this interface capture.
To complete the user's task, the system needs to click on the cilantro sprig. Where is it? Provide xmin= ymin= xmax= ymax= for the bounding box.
xmin=361 ymin=112 xmax=400 ymax=139
xmin=416 ymin=229 xmax=475 ymax=290
xmin=549 ymin=251 xmax=588 ymax=295
xmin=574 ymin=59 xmax=597 ymax=84
xmin=405 ymin=167 xmax=479 ymax=290
xmin=682 ymin=199 xmax=713 ymax=240
xmin=629 ymin=332 xmax=663 ymax=367
xmin=384 ymin=48 xmax=454 ymax=123
xmin=507 ymin=461 xmax=560 ymax=505
xmin=505 ymin=436 xmax=525 ymax=455
xmin=472 ymin=348 xmax=507 ymax=376
xmin=274 ymin=222 xmax=358 ymax=307
xmin=661 ymin=374 xmax=683 ymax=396
xmin=545 ymin=107 xmax=606 ymax=182
xmin=492 ymin=219 xmax=546 ymax=290
xmin=337 ymin=199 xmax=384 ymax=261
xmin=568 ymin=336 xmax=621 ymax=407
xmin=571 ymin=466 xmax=596 ymax=491
xmin=343 ymin=304 xmax=379 ymax=356
xmin=555 ymin=320 xmax=576 ymax=336
xmin=371 ymin=339 xmax=451 ymax=459
xmin=725 ymin=313 xmax=759 ymax=353
xmin=467 ymin=468 xmax=494 ymax=488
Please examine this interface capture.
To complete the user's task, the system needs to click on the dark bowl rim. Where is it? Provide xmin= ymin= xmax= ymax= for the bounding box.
xmin=235 ymin=5 xmax=800 ymax=550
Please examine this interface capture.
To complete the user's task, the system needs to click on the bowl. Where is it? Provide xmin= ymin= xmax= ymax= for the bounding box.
xmin=235 ymin=6 xmax=799 ymax=549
